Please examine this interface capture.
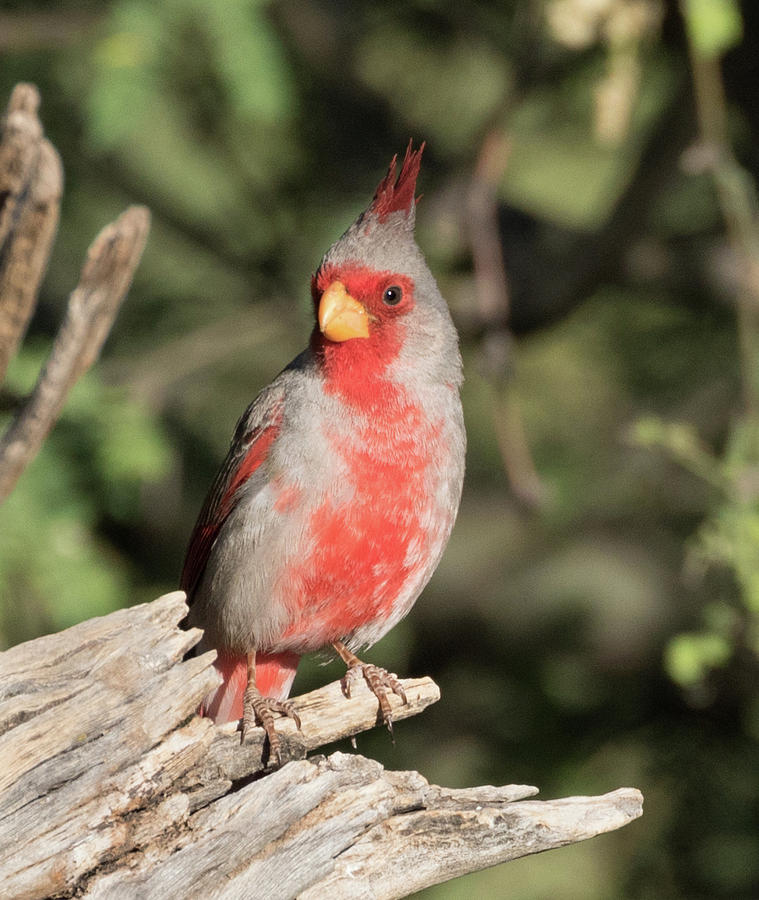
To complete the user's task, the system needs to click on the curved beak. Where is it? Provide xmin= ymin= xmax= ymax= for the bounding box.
xmin=318 ymin=281 xmax=370 ymax=342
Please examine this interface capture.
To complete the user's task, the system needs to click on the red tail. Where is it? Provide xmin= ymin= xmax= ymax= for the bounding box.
xmin=201 ymin=650 xmax=300 ymax=724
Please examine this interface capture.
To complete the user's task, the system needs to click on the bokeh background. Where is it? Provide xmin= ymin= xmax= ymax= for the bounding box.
xmin=2 ymin=1 xmax=759 ymax=897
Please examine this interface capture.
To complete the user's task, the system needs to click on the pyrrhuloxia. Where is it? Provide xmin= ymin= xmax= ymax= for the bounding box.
xmin=181 ymin=143 xmax=465 ymax=760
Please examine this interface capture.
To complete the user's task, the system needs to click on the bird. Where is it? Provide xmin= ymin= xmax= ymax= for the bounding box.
xmin=180 ymin=142 xmax=465 ymax=762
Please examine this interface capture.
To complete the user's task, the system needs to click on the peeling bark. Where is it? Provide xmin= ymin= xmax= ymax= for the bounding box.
xmin=0 ymin=592 xmax=643 ymax=899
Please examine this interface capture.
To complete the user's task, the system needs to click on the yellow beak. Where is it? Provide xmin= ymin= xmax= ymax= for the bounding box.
xmin=318 ymin=281 xmax=370 ymax=342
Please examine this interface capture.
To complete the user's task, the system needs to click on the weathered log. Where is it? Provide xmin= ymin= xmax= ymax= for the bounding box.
xmin=0 ymin=591 xmax=643 ymax=899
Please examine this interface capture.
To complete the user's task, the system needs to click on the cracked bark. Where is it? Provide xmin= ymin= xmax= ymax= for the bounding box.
xmin=0 ymin=592 xmax=643 ymax=899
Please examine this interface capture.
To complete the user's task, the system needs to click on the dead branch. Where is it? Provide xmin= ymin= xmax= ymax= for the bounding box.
xmin=0 ymin=139 xmax=62 ymax=380
xmin=0 ymin=204 xmax=150 ymax=502
xmin=0 ymin=591 xmax=643 ymax=899
xmin=0 ymin=83 xmax=42 ymax=245
xmin=0 ymin=84 xmax=63 ymax=384
xmin=0 ymin=82 xmax=151 ymax=503
xmin=301 ymin=784 xmax=643 ymax=900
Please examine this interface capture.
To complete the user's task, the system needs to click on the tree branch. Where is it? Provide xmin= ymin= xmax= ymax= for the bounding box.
xmin=0 ymin=138 xmax=62 ymax=382
xmin=301 ymin=783 xmax=642 ymax=899
xmin=0 ymin=592 xmax=643 ymax=899
xmin=0 ymin=204 xmax=150 ymax=502
xmin=0 ymin=83 xmax=63 ymax=384
xmin=0 ymin=83 xmax=42 ymax=248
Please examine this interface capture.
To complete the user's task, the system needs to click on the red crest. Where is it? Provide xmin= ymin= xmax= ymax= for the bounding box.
xmin=369 ymin=141 xmax=425 ymax=222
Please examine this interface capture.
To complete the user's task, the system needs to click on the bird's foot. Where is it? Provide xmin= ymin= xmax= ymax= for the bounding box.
xmin=242 ymin=685 xmax=301 ymax=766
xmin=332 ymin=640 xmax=408 ymax=739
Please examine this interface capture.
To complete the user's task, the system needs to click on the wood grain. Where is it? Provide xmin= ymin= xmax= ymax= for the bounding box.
xmin=0 ymin=591 xmax=643 ymax=899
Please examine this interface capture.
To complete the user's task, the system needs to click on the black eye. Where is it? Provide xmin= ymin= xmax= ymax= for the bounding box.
xmin=382 ymin=285 xmax=403 ymax=306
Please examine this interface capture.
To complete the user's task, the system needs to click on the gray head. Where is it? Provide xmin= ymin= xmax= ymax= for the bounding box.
xmin=311 ymin=143 xmax=462 ymax=389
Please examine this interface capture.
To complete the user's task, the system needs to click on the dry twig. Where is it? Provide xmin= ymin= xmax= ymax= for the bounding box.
xmin=0 ymin=204 xmax=150 ymax=502
xmin=0 ymin=84 xmax=42 ymax=244
xmin=0 ymin=84 xmax=63 ymax=383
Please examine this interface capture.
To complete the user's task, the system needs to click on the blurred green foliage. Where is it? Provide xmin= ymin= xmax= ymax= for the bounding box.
xmin=2 ymin=0 xmax=759 ymax=896
xmin=684 ymin=0 xmax=743 ymax=58
xmin=0 ymin=346 xmax=171 ymax=641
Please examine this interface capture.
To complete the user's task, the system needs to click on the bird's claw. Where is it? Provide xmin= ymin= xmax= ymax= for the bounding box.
xmin=242 ymin=689 xmax=301 ymax=766
xmin=341 ymin=661 xmax=408 ymax=738
xmin=332 ymin=640 xmax=408 ymax=740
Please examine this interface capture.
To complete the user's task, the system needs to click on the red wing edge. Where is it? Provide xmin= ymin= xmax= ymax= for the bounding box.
xmin=180 ymin=403 xmax=283 ymax=601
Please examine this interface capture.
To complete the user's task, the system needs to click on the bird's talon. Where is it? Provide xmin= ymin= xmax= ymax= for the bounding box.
xmin=282 ymin=700 xmax=302 ymax=730
xmin=340 ymin=664 xmax=365 ymax=700
xmin=333 ymin=641 xmax=408 ymax=734
xmin=242 ymin=686 xmax=302 ymax=765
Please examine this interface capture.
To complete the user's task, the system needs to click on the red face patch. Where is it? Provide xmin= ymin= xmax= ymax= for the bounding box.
xmin=311 ymin=263 xmax=416 ymax=406
xmin=312 ymin=264 xmax=414 ymax=319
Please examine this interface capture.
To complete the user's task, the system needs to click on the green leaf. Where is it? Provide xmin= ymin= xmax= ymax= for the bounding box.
xmin=665 ymin=631 xmax=732 ymax=687
xmin=683 ymin=0 xmax=743 ymax=59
